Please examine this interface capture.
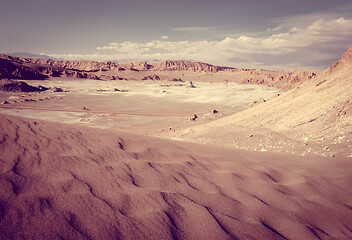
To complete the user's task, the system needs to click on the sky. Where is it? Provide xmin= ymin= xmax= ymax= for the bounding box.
xmin=1 ymin=0 xmax=352 ymax=69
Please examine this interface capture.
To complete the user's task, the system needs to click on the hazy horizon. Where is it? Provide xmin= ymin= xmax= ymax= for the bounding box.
xmin=1 ymin=0 xmax=352 ymax=69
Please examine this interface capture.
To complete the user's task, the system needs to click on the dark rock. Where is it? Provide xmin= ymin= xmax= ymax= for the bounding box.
xmin=0 ymin=58 xmax=47 ymax=80
xmin=0 ymin=79 xmax=49 ymax=92
xmin=52 ymin=87 xmax=64 ymax=92
xmin=142 ymin=75 xmax=161 ymax=80
xmin=86 ymin=73 xmax=100 ymax=80
xmin=42 ymin=68 xmax=61 ymax=77
xmin=189 ymin=81 xmax=196 ymax=88
xmin=169 ymin=78 xmax=184 ymax=82
xmin=190 ymin=114 xmax=198 ymax=121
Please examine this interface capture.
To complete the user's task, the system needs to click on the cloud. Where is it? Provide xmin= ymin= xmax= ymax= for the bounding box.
xmin=47 ymin=18 xmax=352 ymax=69
xmin=267 ymin=25 xmax=284 ymax=32
xmin=160 ymin=36 xmax=169 ymax=40
xmin=171 ymin=26 xmax=221 ymax=32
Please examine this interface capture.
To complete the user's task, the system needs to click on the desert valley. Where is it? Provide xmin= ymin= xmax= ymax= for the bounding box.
xmin=0 ymin=45 xmax=352 ymax=240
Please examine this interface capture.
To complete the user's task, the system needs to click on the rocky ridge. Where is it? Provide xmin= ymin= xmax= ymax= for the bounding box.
xmin=0 ymin=79 xmax=49 ymax=92
xmin=152 ymin=60 xmax=225 ymax=72
xmin=0 ymin=58 xmax=47 ymax=80
xmin=171 ymin=45 xmax=352 ymax=157
xmin=0 ymin=54 xmax=317 ymax=89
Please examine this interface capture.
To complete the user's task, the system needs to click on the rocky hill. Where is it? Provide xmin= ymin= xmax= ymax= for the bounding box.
xmin=0 ymin=57 xmax=47 ymax=80
xmin=327 ymin=44 xmax=352 ymax=72
xmin=0 ymin=54 xmax=317 ymax=89
xmin=171 ymin=45 xmax=352 ymax=157
xmin=0 ymin=55 xmax=102 ymax=80
xmin=152 ymin=60 xmax=225 ymax=72
xmin=0 ymin=55 xmax=224 ymax=73
xmin=0 ymin=79 xmax=49 ymax=92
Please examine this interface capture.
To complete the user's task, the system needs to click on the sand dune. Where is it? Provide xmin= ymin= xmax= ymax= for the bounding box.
xmin=1 ymin=113 xmax=352 ymax=239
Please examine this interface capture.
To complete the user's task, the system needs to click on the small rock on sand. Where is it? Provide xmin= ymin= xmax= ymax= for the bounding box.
xmin=189 ymin=81 xmax=196 ymax=88
xmin=190 ymin=114 xmax=198 ymax=121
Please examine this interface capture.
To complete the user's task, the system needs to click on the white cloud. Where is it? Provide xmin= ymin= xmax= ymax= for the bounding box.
xmin=47 ymin=18 xmax=352 ymax=69
xmin=160 ymin=36 xmax=169 ymax=40
xmin=172 ymin=26 xmax=221 ymax=32
xmin=267 ymin=25 xmax=284 ymax=32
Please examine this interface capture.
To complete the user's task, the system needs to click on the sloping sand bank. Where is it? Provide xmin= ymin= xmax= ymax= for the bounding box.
xmin=166 ymin=46 xmax=352 ymax=158
xmin=1 ymin=114 xmax=351 ymax=239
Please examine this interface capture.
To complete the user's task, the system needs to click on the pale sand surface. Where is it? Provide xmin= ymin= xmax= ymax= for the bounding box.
xmin=1 ymin=114 xmax=352 ymax=240
xmin=0 ymin=78 xmax=278 ymax=132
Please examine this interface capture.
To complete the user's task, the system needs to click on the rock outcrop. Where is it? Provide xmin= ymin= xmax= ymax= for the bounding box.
xmin=120 ymin=62 xmax=153 ymax=71
xmin=142 ymin=75 xmax=161 ymax=80
xmin=239 ymin=69 xmax=316 ymax=90
xmin=0 ymin=54 xmax=122 ymax=72
xmin=41 ymin=68 xmax=61 ymax=77
xmin=153 ymin=60 xmax=223 ymax=72
xmin=0 ymin=79 xmax=49 ymax=92
xmin=0 ymin=54 xmax=318 ymax=89
xmin=0 ymin=58 xmax=47 ymax=80
xmin=29 ymin=59 xmax=120 ymax=72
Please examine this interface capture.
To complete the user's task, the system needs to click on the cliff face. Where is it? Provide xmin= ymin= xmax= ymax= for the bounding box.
xmin=25 ymin=58 xmax=120 ymax=72
xmin=0 ymin=55 xmax=118 ymax=72
xmin=119 ymin=62 xmax=153 ymax=71
xmin=0 ymin=54 xmax=229 ymax=81
xmin=0 ymin=54 xmax=158 ymax=73
xmin=239 ymin=69 xmax=317 ymax=90
xmin=0 ymin=55 xmax=102 ymax=80
xmin=0 ymin=58 xmax=47 ymax=80
xmin=153 ymin=60 xmax=224 ymax=72
xmin=0 ymin=53 xmax=317 ymax=89
xmin=0 ymin=79 xmax=49 ymax=92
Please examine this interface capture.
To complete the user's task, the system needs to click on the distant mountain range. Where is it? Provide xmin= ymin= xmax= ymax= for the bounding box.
xmin=0 ymin=53 xmax=317 ymax=90
xmin=5 ymin=52 xmax=54 ymax=59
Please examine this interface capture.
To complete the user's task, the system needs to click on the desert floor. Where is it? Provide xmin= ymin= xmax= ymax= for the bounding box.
xmin=1 ymin=77 xmax=352 ymax=239
xmin=1 ymin=113 xmax=352 ymax=240
xmin=0 ymin=78 xmax=278 ymax=134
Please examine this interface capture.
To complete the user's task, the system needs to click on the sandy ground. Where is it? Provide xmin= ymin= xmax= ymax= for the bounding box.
xmin=0 ymin=78 xmax=278 ymax=134
xmin=1 ymin=114 xmax=352 ymax=240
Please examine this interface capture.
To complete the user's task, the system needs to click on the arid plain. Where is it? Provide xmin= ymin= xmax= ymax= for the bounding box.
xmin=0 ymin=46 xmax=352 ymax=239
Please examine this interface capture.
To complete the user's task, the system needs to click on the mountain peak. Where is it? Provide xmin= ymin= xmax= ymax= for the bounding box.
xmin=328 ymin=45 xmax=352 ymax=72
xmin=341 ymin=45 xmax=352 ymax=64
